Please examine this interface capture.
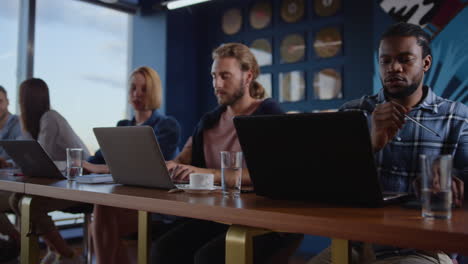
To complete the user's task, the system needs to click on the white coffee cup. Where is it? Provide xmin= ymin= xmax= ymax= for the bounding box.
xmin=189 ymin=173 xmax=214 ymax=189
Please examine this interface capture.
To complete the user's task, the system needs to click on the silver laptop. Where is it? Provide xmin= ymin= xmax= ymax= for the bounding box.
xmin=93 ymin=126 xmax=176 ymax=189
xmin=0 ymin=140 xmax=113 ymax=183
xmin=0 ymin=140 xmax=65 ymax=179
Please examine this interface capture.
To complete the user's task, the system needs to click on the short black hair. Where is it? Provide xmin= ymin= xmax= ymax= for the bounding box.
xmin=380 ymin=22 xmax=432 ymax=58
xmin=0 ymin=85 xmax=7 ymax=96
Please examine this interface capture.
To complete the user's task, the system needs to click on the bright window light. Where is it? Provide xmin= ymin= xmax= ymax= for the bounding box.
xmin=166 ymin=0 xmax=211 ymax=10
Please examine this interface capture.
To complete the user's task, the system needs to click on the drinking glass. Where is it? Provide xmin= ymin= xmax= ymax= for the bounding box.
xmin=420 ymin=154 xmax=452 ymax=219
xmin=66 ymin=148 xmax=83 ymax=181
xmin=220 ymin=151 xmax=243 ymax=197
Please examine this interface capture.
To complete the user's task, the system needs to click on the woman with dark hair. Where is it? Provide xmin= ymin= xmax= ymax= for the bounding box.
xmin=11 ymin=78 xmax=90 ymax=264
xmin=19 ymin=78 xmax=90 ymax=160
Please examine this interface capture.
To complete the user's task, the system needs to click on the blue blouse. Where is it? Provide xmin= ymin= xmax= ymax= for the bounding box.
xmin=88 ymin=110 xmax=181 ymax=164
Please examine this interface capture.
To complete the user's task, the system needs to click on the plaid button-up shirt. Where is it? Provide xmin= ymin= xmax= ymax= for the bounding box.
xmin=340 ymin=86 xmax=468 ymax=193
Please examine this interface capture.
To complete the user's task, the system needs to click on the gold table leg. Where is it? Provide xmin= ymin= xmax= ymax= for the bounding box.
xmin=20 ymin=196 xmax=39 ymax=264
xmin=138 ymin=211 xmax=151 ymax=264
xmin=225 ymin=225 xmax=271 ymax=264
xmin=331 ymin=238 xmax=350 ymax=264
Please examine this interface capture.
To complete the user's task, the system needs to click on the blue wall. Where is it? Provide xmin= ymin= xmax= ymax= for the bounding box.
xmin=165 ymin=8 xmax=199 ymax=145
xmin=165 ymin=0 xmax=377 ymax=145
xmin=426 ymin=8 xmax=468 ymax=103
xmin=165 ymin=3 xmax=219 ymax=144
xmin=130 ymin=10 xmax=167 ymax=114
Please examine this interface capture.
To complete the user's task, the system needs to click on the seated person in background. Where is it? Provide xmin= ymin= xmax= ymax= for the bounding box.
xmin=0 ymin=84 xmax=23 ymax=259
xmin=0 ymin=85 xmax=22 ymax=166
xmin=84 ymin=66 xmax=181 ymax=264
xmin=151 ymin=43 xmax=302 ymax=264
xmin=85 ymin=66 xmax=180 ymax=167
xmin=10 ymin=78 xmax=90 ymax=264
xmin=308 ymin=22 xmax=467 ymax=264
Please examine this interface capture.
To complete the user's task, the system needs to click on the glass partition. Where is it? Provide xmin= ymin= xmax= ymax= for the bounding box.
xmin=35 ymin=0 xmax=130 ymax=153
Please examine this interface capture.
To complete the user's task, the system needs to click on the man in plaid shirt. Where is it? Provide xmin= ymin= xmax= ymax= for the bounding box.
xmin=309 ymin=22 xmax=467 ymax=264
xmin=341 ymin=22 xmax=467 ymax=206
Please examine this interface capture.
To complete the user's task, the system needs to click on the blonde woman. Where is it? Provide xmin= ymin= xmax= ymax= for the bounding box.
xmin=85 ymin=66 xmax=180 ymax=264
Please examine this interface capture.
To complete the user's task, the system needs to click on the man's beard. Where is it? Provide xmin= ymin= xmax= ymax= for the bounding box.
xmin=217 ymin=80 xmax=245 ymax=106
xmin=383 ymin=75 xmax=422 ymax=99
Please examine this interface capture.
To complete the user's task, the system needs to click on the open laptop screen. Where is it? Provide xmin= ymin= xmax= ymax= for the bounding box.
xmin=234 ymin=111 xmax=385 ymax=207
xmin=0 ymin=140 xmax=64 ymax=179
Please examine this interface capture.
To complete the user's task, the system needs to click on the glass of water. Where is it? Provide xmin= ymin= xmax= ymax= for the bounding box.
xmin=220 ymin=151 xmax=243 ymax=197
xmin=420 ymin=154 xmax=453 ymax=219
xmin=66 ymin=148 xmax=83 ymax=181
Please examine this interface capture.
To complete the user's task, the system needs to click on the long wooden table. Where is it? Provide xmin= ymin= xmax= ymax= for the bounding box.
xmin=1 ymin=176 xmax=468 ymax=264
xmin=0 ymin=174 xmax=26 ymax=193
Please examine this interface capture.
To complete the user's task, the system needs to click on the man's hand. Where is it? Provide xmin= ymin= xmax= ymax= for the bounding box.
xmin=412 ymin=176 xmax=464 ymax=208
xmin=165 ymin=160 xmax=178 ymax=172
xmin=166 ymin=161 xmax=196 ymax=183
xmin=371 ymin=101 xmax=409 ymax=152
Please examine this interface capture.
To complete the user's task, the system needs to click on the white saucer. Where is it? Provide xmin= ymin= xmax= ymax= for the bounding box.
xmin=176 ymin=184 xmax=220 ymax=194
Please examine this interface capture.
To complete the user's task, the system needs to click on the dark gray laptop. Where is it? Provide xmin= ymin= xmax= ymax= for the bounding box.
xmin=233 ymin=111 xmax=408 ymax=207
xmin=0 ymin=140 xmax=64 ymax=178
xmin=93 ymin=126 xmax=176 ymax=189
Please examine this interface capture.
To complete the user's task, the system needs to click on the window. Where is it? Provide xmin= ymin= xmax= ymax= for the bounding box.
xmin=35 ymin=0 xmax=130 ymax=154
xmin=0 ymin=0 xmax=20 ymax=113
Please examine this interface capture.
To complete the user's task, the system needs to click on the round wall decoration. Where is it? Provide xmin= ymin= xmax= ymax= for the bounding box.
xmin=222 ymin=8 xmax=242 ymax=35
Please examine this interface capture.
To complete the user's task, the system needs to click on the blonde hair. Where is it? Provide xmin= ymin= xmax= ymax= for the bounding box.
xmin=212 ymin=43 xmax=265 ymax=99
xmin=130 ymin=66 xmax=162 ymax=110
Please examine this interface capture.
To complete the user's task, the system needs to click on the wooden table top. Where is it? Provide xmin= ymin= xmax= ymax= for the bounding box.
xmin=22 ymin=177 xmax=468 ymax=255
xmin=0 ymin=175 xmax=26 ymax=193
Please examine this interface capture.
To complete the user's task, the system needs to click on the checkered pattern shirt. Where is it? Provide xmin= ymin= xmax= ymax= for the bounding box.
xmin=340 ymin=86 xmax=468 ymax=193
